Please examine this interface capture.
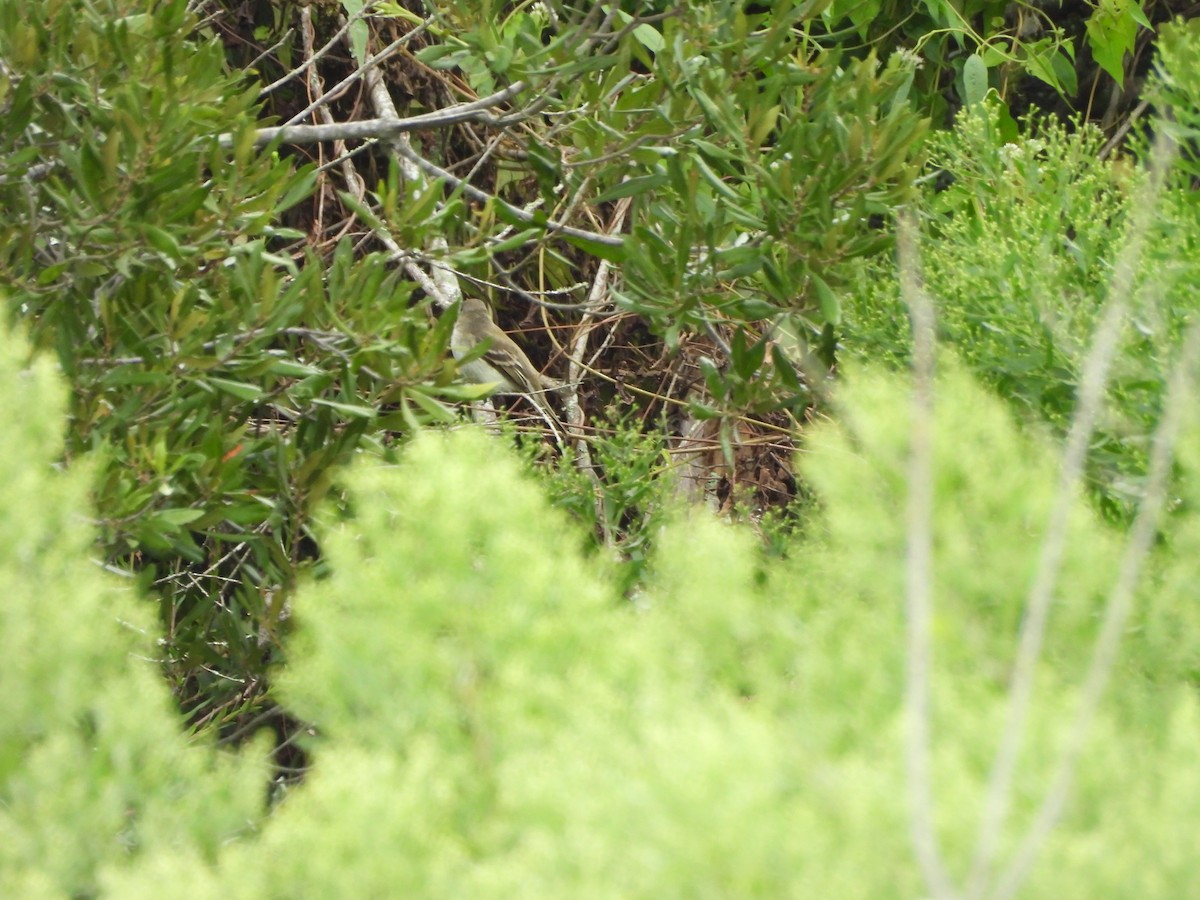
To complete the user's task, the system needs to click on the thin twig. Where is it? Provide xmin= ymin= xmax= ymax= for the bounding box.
xmin=966 ymin=131 xmax=1174 ymax=899
xmin=352 ymin=37 xmax=456 ymax=308
xmin=258 ymin=2 xmax=373 ymax=98
xmin=898 ymin=214 xmax=958 ymax=900
xmin=991 ymin=320 xmax=1200 ymax=900
xmin=244 ymin=27 xmax=297 ymax=81
xmin=561 ymin=196 xmax=631 ymax=537
xmin=217 ymin=81 xmax=529 ymax=149
xmin=1099 ymin=99 xmax=1149 ymax=161
xmin=282 ymin=22 xmax=434 ymax=128
xmin=299 ymin=4 xmax=365 ymax=245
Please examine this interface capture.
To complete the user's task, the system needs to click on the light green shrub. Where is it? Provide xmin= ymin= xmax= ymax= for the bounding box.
xmin=849 ymin=103 xmax=1200 ymax=520
xmin=5 ymin=308 xmax=1200 ymax=896
xmin=0 ymin=320 xmax=263 ymax=897
xmin=121 ymin=366 xmax=1200 ymax=897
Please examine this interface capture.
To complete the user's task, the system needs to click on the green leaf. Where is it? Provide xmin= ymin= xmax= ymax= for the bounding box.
xmin=375 ymin=2 xmax=428 ymax=26
xmin=981 ymin=39 xmax=1011 ymax=68
xmin=78 ymin=141 xmax=107 ymax=204
xmin=339 ymin=190 xmax=387 ymax=231
xmin=692 ymin=155 xmax=742 ymax=204
xmin=488 ymin=227 xmax=545 ymax=255
xmin=994 ymin=98 xmax=1020 ymax=144
xmin=399 ymin=180 xmax=444 ymax=230
xmin=266 ymin=359 xmax=325 ymax=378
xmin=223 ymin=498 xmax=276 ymax=527
xmin=342 ymin=0 xmax=369 ymax=64
xmin=157 ymin=507 xmax=205 ymax=527
xmin=698 ymin=356 xmax=725 ymax=397
xmin=563 ymin=232 xmax=626 ymax=264
xmin=1086 ymin=0 xmax=1138 ymax=87
xmin=311 ymin=398 xmax=378 ymax=419
xmin=144 ymin=225 xmax=183 ymax=261
xmin=487 ymin=44 xmax=513 ymax=74
xmin=277 ymin=166 xmax=318 ymax=213
xmin=207 ymin=377 xmax=265 ymax=401
xmin=811 ymin=274 xmax=841 ymax=327
xmin=1024 ymin=41 xmax=1064 ymax=93
xmin=37 ymin=262 xmax=69 ymax=286
xmin=414 ymin=44 xmax=457 ymax=66
xmin=962 ymin=54 xmax=988 ymax=107
xmin=771 ymin=344 xmax=801 ymax=393
xmin=690 ymin=87 xmax=729 ymax=130
xmin=1050 ymin=47 xmax=1078 ymax=95
xmin=736 ymin=298 xmax=783 ymax=320
xmin=403 ymin=387 xmax=458 ymax=423
xmin=593 ymin=174 xmax=670 ymax=205
xmin=632 ymin=23 xmax=664 ymax=53
xmin=730 ymin=331 xmax=768 ymax=380
xmin=438 ymin=382 xmax=503 ymax=401
xmin=688 ymin=140 xmax=741 ymax=162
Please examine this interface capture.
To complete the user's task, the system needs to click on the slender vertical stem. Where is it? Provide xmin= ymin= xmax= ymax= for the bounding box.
xmin=966 ymin=133 xmax=1173 ymax=898
xmin=898 ymin=214 xmax=957 ymax=900
xmin=990 ymin=321 xmax=1199 ymax=900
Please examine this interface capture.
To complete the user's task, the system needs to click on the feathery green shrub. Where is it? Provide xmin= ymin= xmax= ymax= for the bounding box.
xmin=7 ymin=307 xmax=1196 ymax=896
xmin=0 ymin=319 xmax=263 ymax=898
xmin=846 ymin=23 xmax=1200 ymax=521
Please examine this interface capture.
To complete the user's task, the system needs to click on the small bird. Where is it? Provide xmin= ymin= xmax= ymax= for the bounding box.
xmin=450 ymin=297 xmax=562 ymax=427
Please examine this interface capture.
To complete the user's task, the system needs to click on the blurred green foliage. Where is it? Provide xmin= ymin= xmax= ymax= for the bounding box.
xmin=0 ymin=319 xmax=263 ymax=898
xmin=6 ymin=309 xmax=1200 ymax=896
xmin=1148 ymin=16 xmax=1200 ymax=184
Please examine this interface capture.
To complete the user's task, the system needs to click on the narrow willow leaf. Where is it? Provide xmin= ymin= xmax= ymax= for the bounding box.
xmin=207 ymin=377 xmax=265 ymax=401
xmin=311 ymin=398 xmax=378 ymax=418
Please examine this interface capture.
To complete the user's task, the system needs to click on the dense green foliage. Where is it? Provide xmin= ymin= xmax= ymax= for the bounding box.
xmin=0 ymin=322 xmax=263 ymax=896
xmin=3 ymin=0 xmax=1200 ymax=894
xmin=845 ymin=46 xmax=1200 ymax=520
xmin=0 ymin=0 xmax=934 ymax=727
xmin=4 ymin=315 xmax=1200 ymax=895
xmin=0 ymin=0 xmax=471 ymax=726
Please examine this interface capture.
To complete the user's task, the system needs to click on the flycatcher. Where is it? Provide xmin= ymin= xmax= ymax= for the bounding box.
xmin=451 ymin=297 xmax=562 ymax=424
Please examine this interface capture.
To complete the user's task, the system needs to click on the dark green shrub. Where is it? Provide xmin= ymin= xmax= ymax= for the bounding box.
xmin=0 ymin=0 xmax=459 ymax=727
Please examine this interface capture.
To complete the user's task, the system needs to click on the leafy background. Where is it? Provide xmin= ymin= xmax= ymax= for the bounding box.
xmin=3 ymin=0 xmax=1200 ymax=895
